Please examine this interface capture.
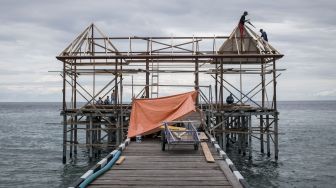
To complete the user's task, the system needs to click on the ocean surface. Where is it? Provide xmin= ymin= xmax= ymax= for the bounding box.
xmin=0 ymin=101 xmax=335 ymax=188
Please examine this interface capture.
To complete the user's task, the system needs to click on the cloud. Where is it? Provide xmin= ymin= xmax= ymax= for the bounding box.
xmin=0 ymin=0 xmax=335 ymax=101
xmin=315 ymin=89 xmax=336 ymax=97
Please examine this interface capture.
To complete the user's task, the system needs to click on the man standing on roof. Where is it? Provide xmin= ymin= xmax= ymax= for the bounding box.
xmin=239 ymin=11 xmax=249 ymax=37
xmin=260 ymin=29 xmax=268 ymax=42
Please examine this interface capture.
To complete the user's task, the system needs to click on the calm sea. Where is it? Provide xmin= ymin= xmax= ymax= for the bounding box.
xmin=0 ymin=101 xmax=335 ymax=188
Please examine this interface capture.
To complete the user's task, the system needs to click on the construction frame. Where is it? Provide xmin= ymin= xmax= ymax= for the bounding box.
xmin=56 ymin=24 xmax=284 ymax=164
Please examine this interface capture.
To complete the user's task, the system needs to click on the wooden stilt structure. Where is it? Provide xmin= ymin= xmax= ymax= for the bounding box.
xmin=56 ymin=23 xmax=284 ymax=165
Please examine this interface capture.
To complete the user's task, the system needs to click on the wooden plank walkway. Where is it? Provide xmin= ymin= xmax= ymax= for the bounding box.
xmin=88 ymin=138 xmax=242 ymax=188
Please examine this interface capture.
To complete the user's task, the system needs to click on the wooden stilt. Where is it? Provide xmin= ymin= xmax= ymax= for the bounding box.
xmin=248 ymin=115 xmax=252 ymax=160
xmin=261 ymin=58 xmax=265 ymax=154
xmin=74 ymin=116 xmax=77 ymax=155
xmin=266 ymin=115 xmax=271 ymax=157
xmin=238 ymin=116 xmax=242 ymax=154
xmin=89 ymin=115 xmax=93 ymax=160
xmin=274 ymin=114 xmax=279 ymax=160
xmin=74 ymin=65 xmax=77 ymax=155
xmin=242 ymin=116 xmax=246 ymax=156
xmin=273 ymin=58 xmax=279 ymax=160
xmin=222 ymin=115 xmax=226 ymax=151
xmin=55 ymin=29 xmax=284 ymax=165
xmin=260 ymin=115 xmax=264 ymax=153
xmin=98 ymin=119 xmax=101 ymax=156
xmin=62 ymin=114 xmax=67 ymax=164
xmin=70 ymin=117 xmax=73 ymax=158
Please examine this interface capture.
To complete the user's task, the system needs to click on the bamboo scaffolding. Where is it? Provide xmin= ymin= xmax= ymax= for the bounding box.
xmin=57 ymin=24 xmax=284 ymax=163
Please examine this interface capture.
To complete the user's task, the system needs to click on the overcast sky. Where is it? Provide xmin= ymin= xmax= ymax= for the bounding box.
xmin=0 ymin=0 xmax=335 ymax=102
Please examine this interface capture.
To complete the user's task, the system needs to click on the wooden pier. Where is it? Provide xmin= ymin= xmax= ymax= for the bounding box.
xmin=88 ymin=138 xmax=243 ymax=188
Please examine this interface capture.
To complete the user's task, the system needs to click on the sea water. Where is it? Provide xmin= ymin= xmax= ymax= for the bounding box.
xmin=0 ymin=101 xmax=335 ymax=188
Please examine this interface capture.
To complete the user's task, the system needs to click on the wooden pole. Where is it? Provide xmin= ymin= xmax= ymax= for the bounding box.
xmin=115 ymin=57 xmax=120 ymax=146
xmin=120 ymin=58 xmax=123 ymax=142
xmin=89 ymin=115 xmax=93 ymax=160
xmin=62 ymin=61 xmax=67 ymax=164
xmin=145 ymin=40 xmax=150 ymax=98
xmin=260 ymin=58 xmax=265 ymax=153
xmin=98 ymin=117 xmax=101 ymax=157
xmin=242 ymin=116 xmax=246 ymax=156
xmin=70 ymin=119 xmax=73 ymax=158
xmin=131 ymin=75 xmax=134 ymax=98
xmin=70 ymin=61 xmax=77 ymax=158
xmin=266 ymin=115 xmax=271 ymax=157
xmin=195 ymin=57 xmax=199 ymax=105
xmin=74 ymin=63 xmax=77 ymax=155
xmin=273 ymin=57 xmax=279 ymax=160
xmin=215 ymin=58 xmax=218 ymax=106
xmin=238 ymin=116 xmax=242 ymax=154
xmin=248 ymin=114 xmax=252 ymax=160
xmin=91 ymin=25 xmax=96 ymax=157
xmin=222 ymin=115 xmax=226 ymax=151
xmin=220 ymin=58 xmax=223 ymax=108
xmin=92 ymin=24 xmax=96 ymax=103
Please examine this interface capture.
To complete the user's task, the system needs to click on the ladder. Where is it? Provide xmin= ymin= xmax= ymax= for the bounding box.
xmin=151 ymin=59 xmax=159 ymax=98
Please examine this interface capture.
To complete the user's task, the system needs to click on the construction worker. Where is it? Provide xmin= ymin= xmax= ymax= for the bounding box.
xmin=260 ymin=29 xmax=268 ymax=42
xmin=104 ymin=96 xmax=110 ymax=105
xmin=239 ymin=11 xmax=249 ymax=37
xmin=97 ymin=97 xmax=103 ymax=105
xmin=111 ymin=89 xmax=116 ymax=104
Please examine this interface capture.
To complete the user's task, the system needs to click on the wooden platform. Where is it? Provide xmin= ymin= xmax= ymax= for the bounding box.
xmin=88 ymin=138 xmax=242 ymax=188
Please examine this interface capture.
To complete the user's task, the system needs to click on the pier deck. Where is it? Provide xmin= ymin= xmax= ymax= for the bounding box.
xmin=88 ymin=138 xmax=242 ymax=188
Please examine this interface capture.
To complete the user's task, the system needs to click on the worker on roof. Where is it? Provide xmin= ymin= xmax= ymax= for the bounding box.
xmin=239 ymin=11 xmax=249 ymax=37
xmin=260 ymin=29 xmax=268 ymax=42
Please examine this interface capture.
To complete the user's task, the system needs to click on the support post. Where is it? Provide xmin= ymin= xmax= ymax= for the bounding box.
xmin=62 ymin=61 xmax=67 ymax=164
xmin=215 ymin=58 xmax=218 ymax=105
xmin=266 ymin=115 xmax=271 ymax=157
xmin=62 ymin=114 xmax=67 ymax=164
xmin=98 ymin=118 xmax=101 ymax=157
xmin=222 ymin=115 xmax=226 ymax=151
xmin=273 ymin=57 xmax=279 ymax=160
xmin=145 ymin=40 xmax=150 ymax=98
xmin=195 ymin=57 xmax=199 ymax=105
xmin=242 ymin=116 xmax=246 ymax=156
xmin=115 ymin=58 xmax=120 ymax=146
xmin=120 ymin=58 xmax=124 ymax=142
xmin=74 ymin=64 xmax=77 ymax=155
xmin=248 ymin=114 xmax=252 ymax=160
xmin=260 ymin=116 xmax=264 ymax=153
xmin=238 ymin=116 xmax=242 ymax=154
xmin=89 ymin=115 xmax=93 ymax=160
xmin=70 ymin=116 xmax=73 ymax=158
xmin=220 ymin=58 xmax=224 ymax=108
xmin=260 ymin=58 xmax=265 ymax=153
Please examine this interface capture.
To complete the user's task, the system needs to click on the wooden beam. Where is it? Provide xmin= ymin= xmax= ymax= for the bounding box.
xmin=201 ymin=142 xmax=215 ymax=163
xmin=116 ymin=156 xmax=126 ymax=165
xmin=199 ymin=132 xmax=208 ymax=141
xmin=56 ymin=54 xmax=284 ymax=60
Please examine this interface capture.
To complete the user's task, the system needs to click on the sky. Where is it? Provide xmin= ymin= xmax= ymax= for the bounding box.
xmin=0 ymin=0 xmax=335 ymax=102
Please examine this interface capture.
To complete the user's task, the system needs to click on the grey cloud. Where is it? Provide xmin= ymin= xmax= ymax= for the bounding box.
xmin=0 ymin=0 xmax=335 ymax=101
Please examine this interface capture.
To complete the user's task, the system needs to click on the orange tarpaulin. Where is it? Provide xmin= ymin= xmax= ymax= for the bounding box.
xmin=127 ymin=90 xmax=198 ymax=138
